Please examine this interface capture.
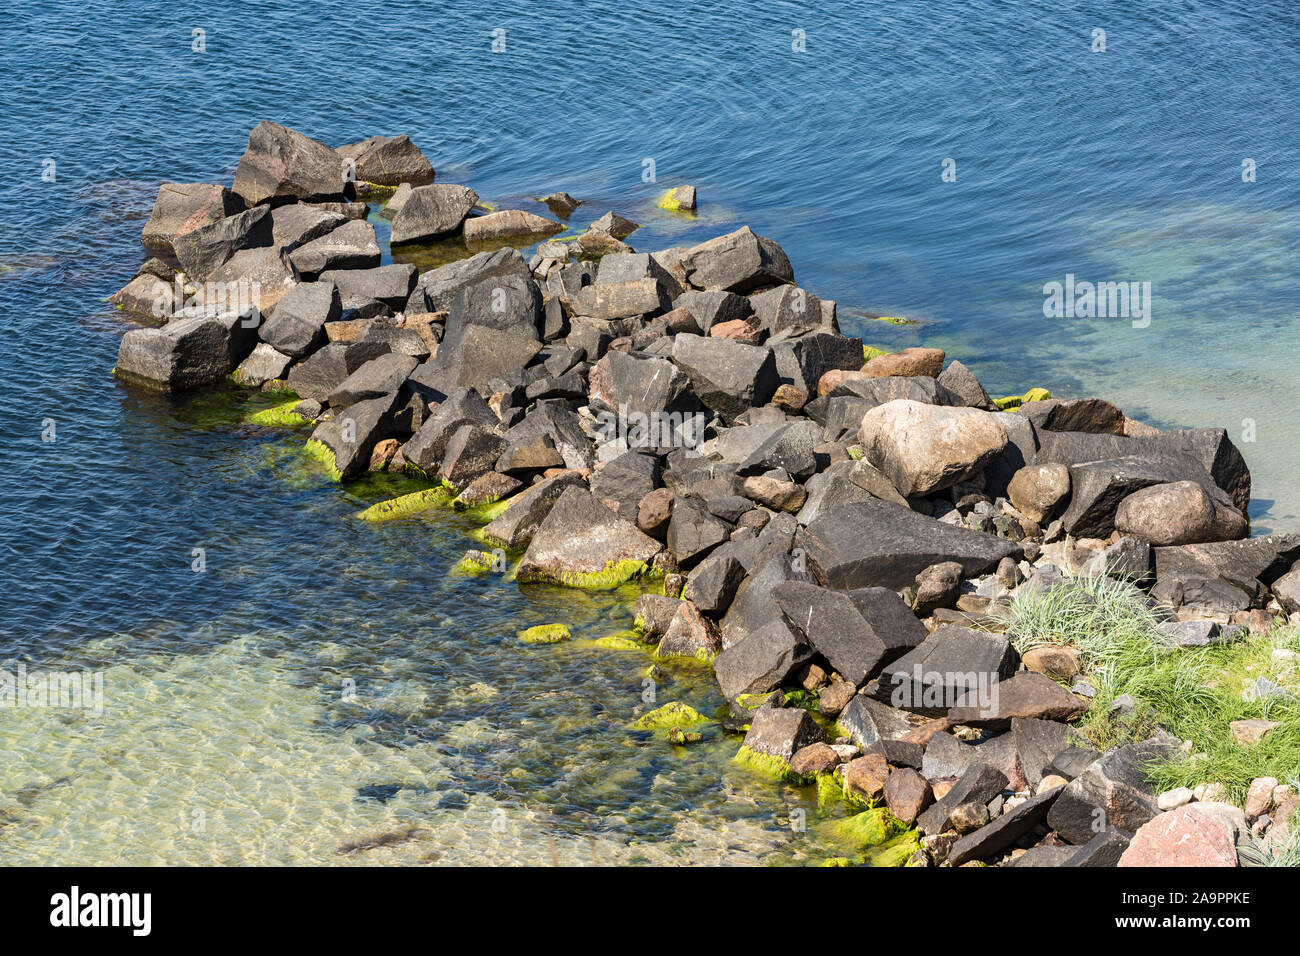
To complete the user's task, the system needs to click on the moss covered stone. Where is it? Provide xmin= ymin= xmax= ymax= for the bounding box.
xmin=302 ymin=439 xmax=342 ymax=481
xmin=245 ymin=400 xmax=310 ymax=428
xmin=994 ymin=387 xmax=1053 ymax=410
xmin=454 ymin=549 xmax=503 ymax=576
xmin=355 ymin=487 xmax=451 ymax=522
xmin=733 ymin=745 xmax=811 ymax=785
xmin=631 ymin=701 xmax=709 ymax=731
xmin=665 ymin=727 xmax=703 ymax=745
xmin=863 ymin=831 xmax=922 ymax=867
xmin=517 ymin=623 xmax=571 ymax=645
xmin=823 ymin=807 xmax=903 ymax=848
xmin=593 ymin=632 xmax=645 ymax=652
xmin=863 ymin=345 xmax=889 ymax=362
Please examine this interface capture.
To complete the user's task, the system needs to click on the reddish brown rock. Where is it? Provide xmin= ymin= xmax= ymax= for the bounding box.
xmin=709 ymin=317 xmax=766 ymax=343
xmin=884 ymin=767 xmax=932 ymax=825
xmin=947 ymin=672 xmax=1089 ymax=730
xmin=862 ymin=347 xmax=945 ymax=379
xmin=1118 ymin=806 xmax=1238 ymax=867
xmin=790 ymin=742 xmax=840 ymax=776
xmin=843 ymin=753 xmax=891 ymax=802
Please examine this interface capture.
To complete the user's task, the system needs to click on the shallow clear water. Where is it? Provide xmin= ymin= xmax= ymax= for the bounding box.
xmin=1 ymin=0 xmax=1297 ymax=863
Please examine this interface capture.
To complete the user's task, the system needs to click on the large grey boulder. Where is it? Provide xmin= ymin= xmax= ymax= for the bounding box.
xmin=569 ymin=278 xmax=672 ymax=320
xmin=400 ymin=386 xmax=499 ymax=475
xmin=769 ymin=330 xmax=864 ymax=395
xmin=173 ymin=206 xmax=273 ymax=281
xmin=680 ymin=226 xmax=793 ymax=293
xmin=772 ymin=582 xmax=924 ymax=686
xmin=501 ymin=403 xmax=594 ymax=470
xmin=672 ymin=290 xmax=752 ymax=333
xmin=749 ymin=285 xmax=825 ymax=340
xmin=712 ymin=619 xmax=812 ymax=700
xmin=327 ymin=352 xmax=419 ymax=408
xmin=1059 ymin=454 xmax=1241 ymax=539
xmin=319 ymin=264 xmax=417 ymax=309
xmin=481 ymin=473 xmax=587 ymax=550
xmin=869 ymin=625 xmax=1019 ymax=716
xmin=307 ymin=390 xmax=401 ymax=479
xmin=1046 ymin=736 xmax=1180 ymax=844
xmin=1152 ymin=534 xmax=1300 ymax=611
xmin=515 ymin=487 xmax=662 ymax=586
xmin=858 ymin=399 xmax=1008 ymax=497
xmin=588 ymin=351 xmax=699 ymax=422
xmin=936 ymin=360 xmax=996 ymax=410
xmin=204 ymin=245 xmax=297 ymax=317
xmin=285 ymin=340 xmax=389 ymax=402
xmin=1036 ymin=427 xmax=1251 ymax=511
xmin=287 ymin=219 xmax=381 ymax=279
xmin=389 ymin=184 xmax=478 ymax=244
xmin=260 ymin=281 xmax=341 ymax=358
xmin=463 ymin=209 xmax=564 ymax=243
xmin=670 ymin=333 xmax=778 ymax=423
xmin=269 ymin=203 xmax=348 ymax=249
xmin=1114 ymin=480 xmax=1246 ymax=545
xmin=796 ymin=498 xmax=1020 ymax=590
xmin=719 ymin=552 xmax=816 ymax=649
xmin=141 ymin=182 xmax=245 ymax=255
xmin=406 ymin=248 xmax=532 ymax=314
xmin=232 ymin=121 xmax=346 ymax=206
xmin=115 ymin=310 xmax=257 ymax=392
xmin=425 ymin=273 xmax=543 ymax=392
xmin=742 ymin=706 xmax=824 ymax=762
xmin=336 ymin=134 xmax=435 ymax=186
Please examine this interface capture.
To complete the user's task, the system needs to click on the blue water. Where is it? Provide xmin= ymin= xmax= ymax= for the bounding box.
xmin=1 ymin=0 xmax=1297 ymax=863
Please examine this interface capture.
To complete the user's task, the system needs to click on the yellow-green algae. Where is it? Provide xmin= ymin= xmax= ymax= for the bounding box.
xmin=665 ymin=727 xmax=703 ymax=745
xmin=355 ymin=487 xmax=452 ymax=522
xmin=453 ymin=549 xmax=502 ymax=576
xmin=821 ymin=807 xmax=903 ymax=849
xmin=733 ymin=745 xmax=811 ymax=785
xmin=994 ymin=387 xmax=1052 ymax=410
xmin=302 ymin=439 xmax=342 ymax=481
xmin=863 ymin=830 xmax=923 ymax=867
xmin=521 ymin=558 xmax=655 ymax=590
xmin=592 ymin=632 xmax=646 ymax=652
xmin=517 ymin=623 xmax=571 ymax=645
xmin=657 ymin=187 xmax=696 ymax=214
xmin=452 ymin=495 xmax=515 ymax=523
xmin=244 ymin=400 xmax=310 ymax=428
xmin=862 ymin=345 xmax=889 ymax=362
xmin=630 ymin=701 xmax=709 ymax=731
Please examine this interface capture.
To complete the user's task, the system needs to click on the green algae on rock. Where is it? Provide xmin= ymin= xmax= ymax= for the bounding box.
xmin=453 ymin=548 xmax=506 ymax=576
xmin=517 ymin=623 xmax=571 ymax=645
xmin=822 ymin=807 xmax=903 ymax=849
xmin=733 ymin=744 xmax=812 ymax=785
xmin=302 ymin=438 xmax=342 ymax=481
xmin=592 ymin=632 xmax=646 ymax=652
xmin=355 ymin=487 xmax=452 ymax=522
xmin=630 ymin=701 xmax=709 ymax=731
xmin=993 ymin=386 xmax=1052 ymax=410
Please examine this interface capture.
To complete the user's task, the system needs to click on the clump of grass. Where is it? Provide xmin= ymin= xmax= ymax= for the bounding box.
xmin=1006 ymin=571 xmax=1300 ymax=807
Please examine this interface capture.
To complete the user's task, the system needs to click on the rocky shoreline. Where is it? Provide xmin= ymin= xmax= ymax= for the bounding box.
xmin=109 ymin=121 xmax=1300 ymax=867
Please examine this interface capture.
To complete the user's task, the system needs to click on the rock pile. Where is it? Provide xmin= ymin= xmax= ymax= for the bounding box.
xmin=114 ymin=123 xmax=1289 ymax=867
